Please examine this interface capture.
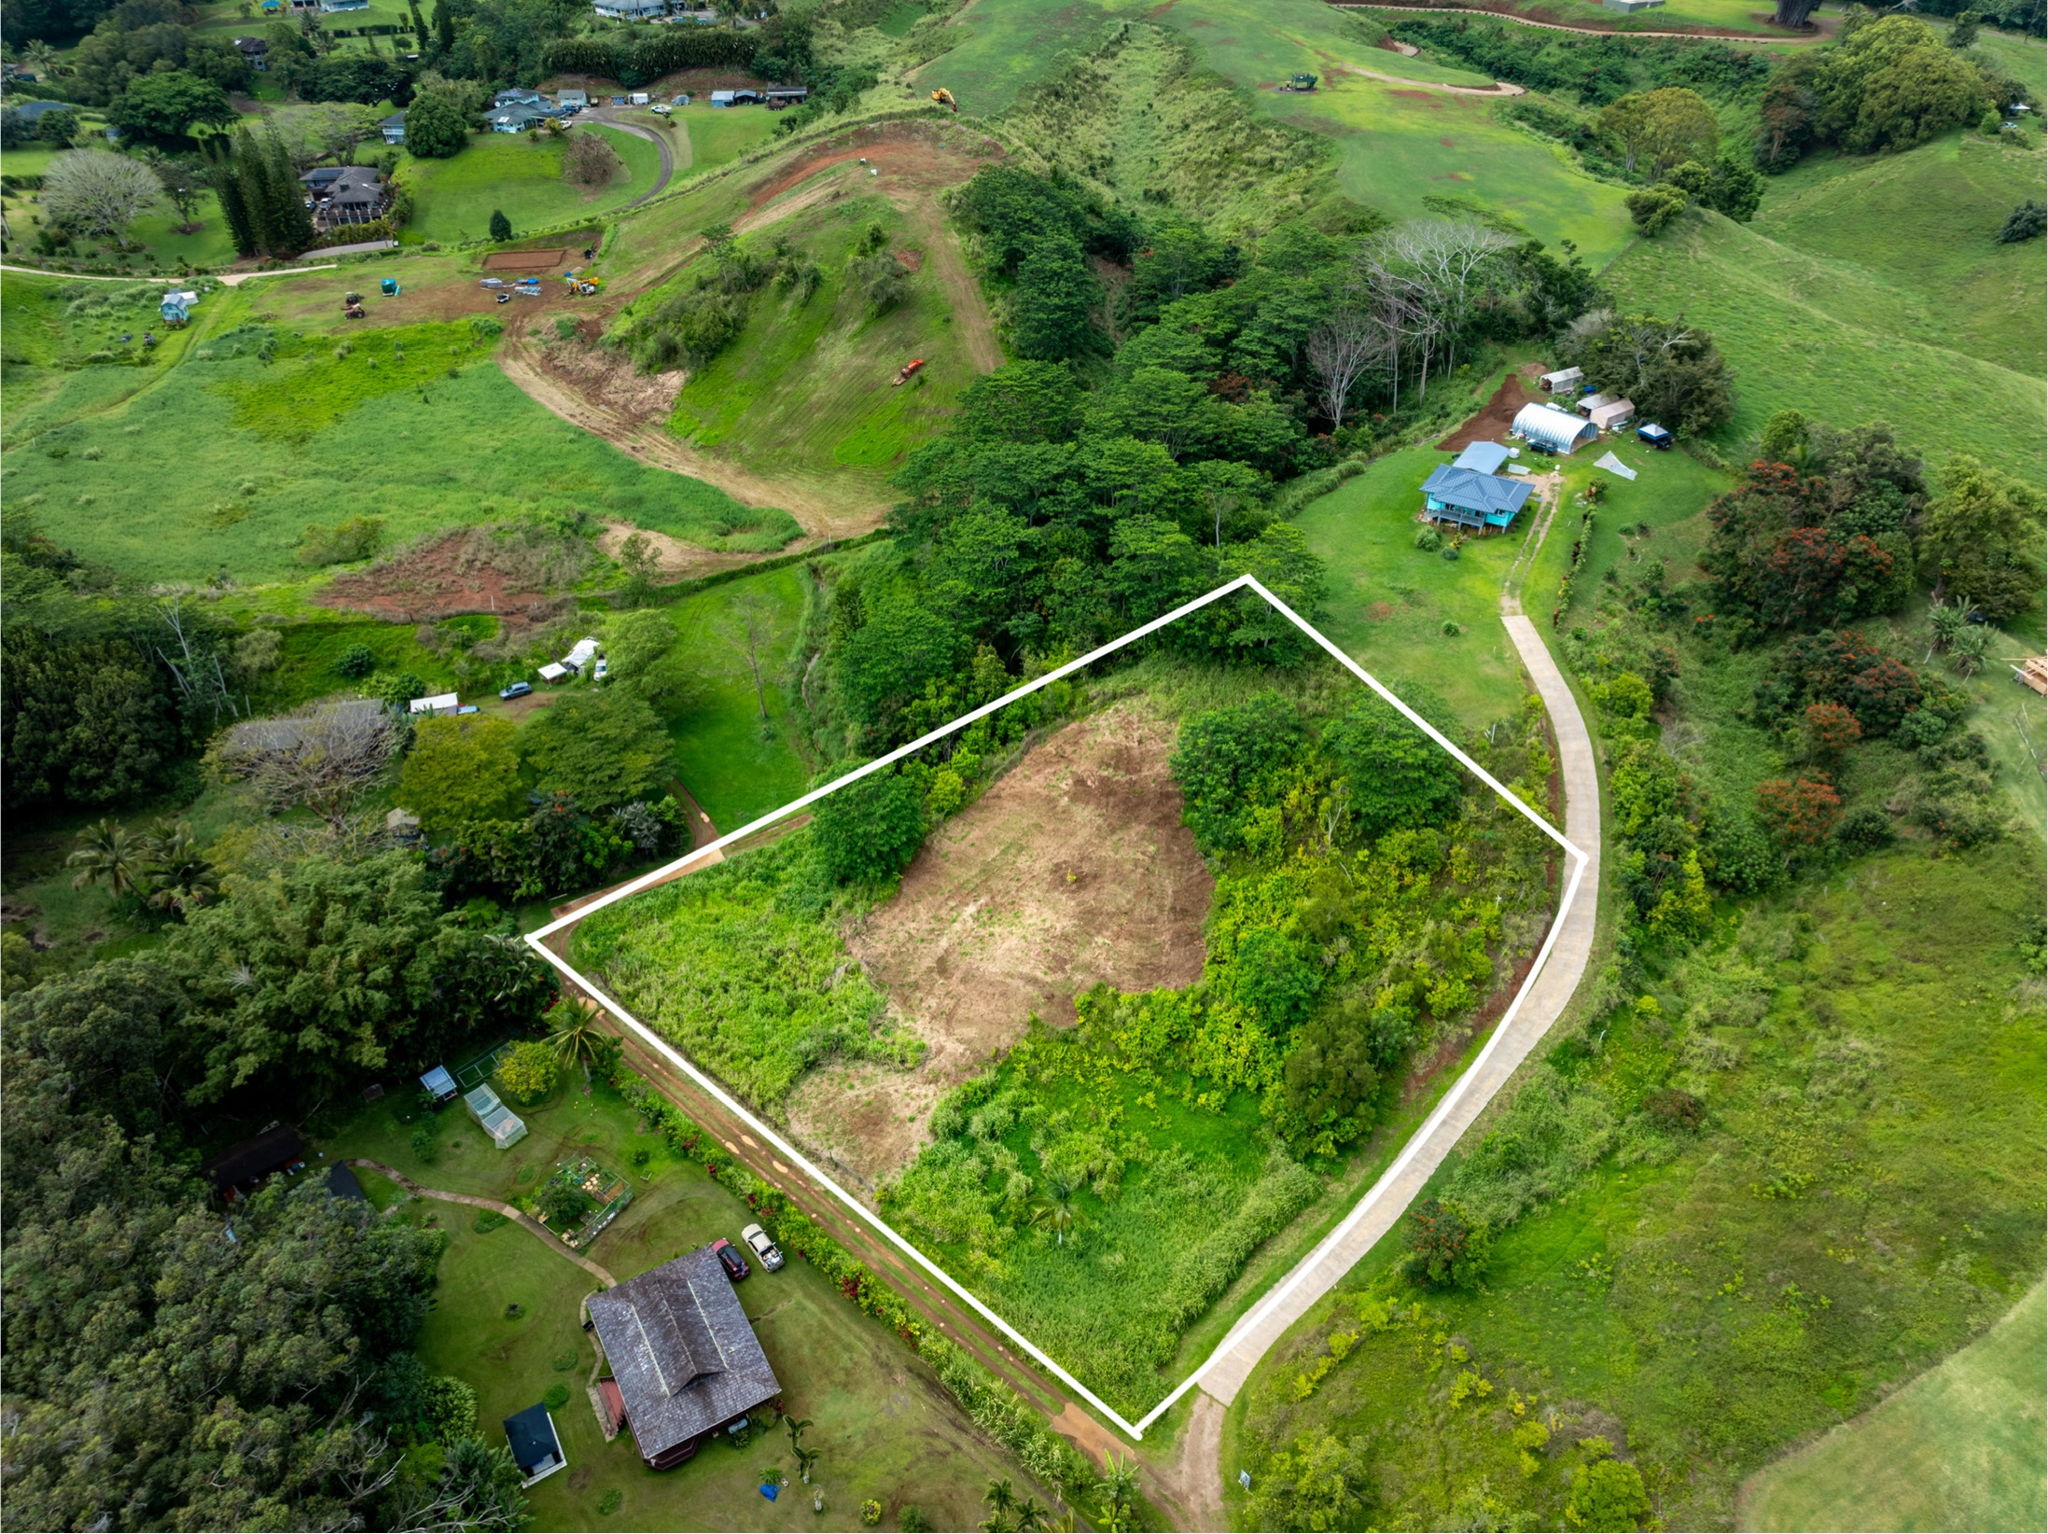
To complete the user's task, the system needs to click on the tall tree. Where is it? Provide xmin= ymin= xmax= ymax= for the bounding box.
xmin=41 ymin=148 xmax=161 ymax=244
xmin=1599 ymin=87 xmax=1720 ymax=178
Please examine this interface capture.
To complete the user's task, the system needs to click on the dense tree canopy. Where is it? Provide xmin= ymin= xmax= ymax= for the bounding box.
xmin=516 ymin=689 xmax=673 ymax=810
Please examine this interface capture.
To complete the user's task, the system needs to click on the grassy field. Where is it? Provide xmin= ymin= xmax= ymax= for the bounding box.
xmin=399 ymin=127 xmax=664 ymax=247
xmin=676 ymin=105 xmax=783 ymax=176
xmin=910 ymin=0 xmax=1634 ymax=258
xmin=1 ymin=138 xmax=240 ymax=272
xmin=1750 ymin=135 xmax=2047 ymax=376
xmin=659 ymin=194 xmax=980 ymax=503
xmin=325 ymin=1074 xmax=1057 ymax=1533
xmin=1605 ymin=136 xmax=2047 ymax=482
xmin=655 ymin=564 xmax=816 ymax=832
xmin=1224 ymin=835 xmax=2047 ymax=1531
xmin=2 ymin=298 xmax=764 ymax=586
xmin=1742 ymin=1281 xmax=2047 ymax=1533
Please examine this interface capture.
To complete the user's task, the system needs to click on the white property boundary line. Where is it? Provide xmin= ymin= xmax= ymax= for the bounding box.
xmin=525 ymin=576 xmax=1589 ymax=1441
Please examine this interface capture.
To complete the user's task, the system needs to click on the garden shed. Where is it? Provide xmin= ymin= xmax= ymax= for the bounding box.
xmin=503 ymin=1405 xmax=567 ymax=1487
xmin=463 ymin=1084 xmax=528 ymax=1149
xmin=1538 ymin=366 xmax=1582 ymax=394
xmin=420 ymin=1064 xmax=459 ymax=1104
xmin=408 ymin=693 xmax=459 ymax=716
xmin=1511 ymin=402 xmax=1599 ymax=454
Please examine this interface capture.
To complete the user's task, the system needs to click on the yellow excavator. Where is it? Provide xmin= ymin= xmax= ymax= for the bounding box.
xmin=930 ymin=87 xmax=958 ymax=112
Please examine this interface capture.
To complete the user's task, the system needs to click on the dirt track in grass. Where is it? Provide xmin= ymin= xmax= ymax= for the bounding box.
xmin=786 ymin=706 xmax=1214 ymax=1192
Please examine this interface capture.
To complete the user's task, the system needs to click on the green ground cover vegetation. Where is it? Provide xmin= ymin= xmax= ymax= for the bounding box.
xmin=632 ymin=195 xmax=980 ymax=504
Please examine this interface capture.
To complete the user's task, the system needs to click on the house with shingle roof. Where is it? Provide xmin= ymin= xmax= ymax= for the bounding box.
xmin=587 ymin=1246 xmax=782 ymax=1469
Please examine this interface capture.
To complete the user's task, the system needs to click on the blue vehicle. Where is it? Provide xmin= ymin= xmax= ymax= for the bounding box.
xmin=499 ymin=681 xmax=533 ymax=700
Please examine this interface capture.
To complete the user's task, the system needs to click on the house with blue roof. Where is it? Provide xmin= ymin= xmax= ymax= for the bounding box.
xmin=1421 ymin=442 xmax=1532 ymax=535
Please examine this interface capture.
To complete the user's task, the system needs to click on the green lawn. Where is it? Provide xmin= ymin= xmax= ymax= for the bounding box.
xmin=656 ymin=564 xmax=815 ymax=832
xmin=1605 ymin=144 xmax=2047 ymax=482
xmin=2 ymin=138 xmax=239 ymax=273
xmin=400 ymin=127 xmax=664 ymax=247
xmin=3 ymin=300 xmax=770 ymax=587
xmin=675 ymin=105 xmax=782 ymax=178
xmin=325 ymin=1075 xmax=1057 ymax=1533
xmin=1742 ymin=1282 xmax=2047 ymax=1534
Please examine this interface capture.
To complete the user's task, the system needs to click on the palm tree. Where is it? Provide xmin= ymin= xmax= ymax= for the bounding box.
xmin=1012 ymin=1494 xmax=1049 ymax=1532
xmin=22 ymin=40 xmax=59 ymax=78
xmin=792 ymin=1445 xmax=819 ymax=1485
xmin=68 ymin=820 xmax=145 ymax=899
xmin=782 ymin=1415 xmax=812 ymax=1453
xmin=1949 ymin=623 xmax=1992 ymax=679
xmin=982 ymin=1477 xmax=1017 ymax=1532
xmin=141 ymin=819 xmax=217 ymax=918
xmin=1094 ymin=1456 xmax=1140 ymax=1534
xmin=1030 ymin=1180 xmax=1079 ymax=1247
xmin=547 ymin=998 xmax=610 ymax=1075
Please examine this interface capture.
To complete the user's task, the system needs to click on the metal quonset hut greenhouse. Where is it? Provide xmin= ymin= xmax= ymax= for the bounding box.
xmin=1512 ymin=402 xmax=1600 ymax=455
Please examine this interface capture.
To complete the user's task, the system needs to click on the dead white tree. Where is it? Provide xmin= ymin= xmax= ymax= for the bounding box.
xmin=209 ymin=700 xmax=399 ymax=830
xmin=1305 ymin=305 xmax=1383 ymax=430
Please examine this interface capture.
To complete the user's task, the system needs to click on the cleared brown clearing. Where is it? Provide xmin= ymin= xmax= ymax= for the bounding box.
xmin=1437 ymin=363 xmax=1541 ymax=451
xmin=315 ymin=526 xmax=583 ymax=629
xmin=481 ymin=247 xmax=575 ymax=272
xmin=787 ymin=706 xmax=1213 ymax=1191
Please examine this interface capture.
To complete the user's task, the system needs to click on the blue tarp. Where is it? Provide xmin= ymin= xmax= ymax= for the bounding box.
xmin=760 ymin=1484 xmax=779 ymax=1502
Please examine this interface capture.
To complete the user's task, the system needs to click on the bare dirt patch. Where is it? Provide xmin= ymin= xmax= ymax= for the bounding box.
xmin=595 ymin=518 xmax=759 ymax=581
xmin=742 ymin=121 xmax=1005 ymax=212
xmin=1436 ymin=364 xmax=1542 ymax=452
xmin=789 ymin=706 xmax=1213 ymax=1190
xmin=535 ymin=330 xmax=684 ymax=425
xmin=482 ymin=247 xmax=575 ymax=273
xmin=314 ymin=526 xmax=588 ymax=629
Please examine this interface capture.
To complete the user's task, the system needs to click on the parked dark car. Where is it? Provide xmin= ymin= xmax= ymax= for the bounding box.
xmin=499 ymin=681 xmax=533 ymax=700
xmin=711 ymin=1237 xmax=749 ymax=1282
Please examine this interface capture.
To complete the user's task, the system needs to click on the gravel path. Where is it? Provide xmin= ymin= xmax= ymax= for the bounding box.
xmin=348 ymin=1157 xmax=619 ymax=1287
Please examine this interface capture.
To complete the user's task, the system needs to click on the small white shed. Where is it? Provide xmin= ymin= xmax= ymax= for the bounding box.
xmin=464 ymin=1084 xmax=528 ymax=1149
xmin=1539 ymin=366 xmax=1583 ymax=394
xmin=562 ymin=637 xmax=601 ymax=672
xmin=537 ymin=662 xmax=570 ymax=683
xmin=408 ymin=693 xmax=460 ymax=716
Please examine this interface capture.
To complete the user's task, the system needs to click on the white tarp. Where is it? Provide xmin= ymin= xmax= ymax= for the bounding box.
xmin=1595 ymin=452 xmax=1638 ymax=481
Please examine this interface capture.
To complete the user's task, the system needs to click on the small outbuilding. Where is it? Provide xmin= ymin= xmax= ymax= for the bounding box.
xmin=408 ymin=692 xmax=460 ymax=717
xmin=1636 ymin=422 xmax=1674 ymax=449
xmin=201 ymin=1123 xmax=307 ymax=1202
xmin=503 ymin=1405 xmax=568 ymax=1488
xmin=464 ymin=1084 xmax=529 ymax=1149
xmin=1587 ymin=398 xmax=1636 ymax=432
xmin=1452 ymin=441 xmax=1511 ymax=474
xmin=537 ymin=661 xmax=570 ymax=683
xmin=1538 ymin=366 xmax=1583 ymax=394
xmin=1511 ymin=401 xmax=1599 ymax=455
xmin=562 ymin=637 xmax=601 ymax=672
xmin=420 ymin=1064 xmax=459 ymax=1104
xmin=379 ymin=111 xmax=407 ymax=144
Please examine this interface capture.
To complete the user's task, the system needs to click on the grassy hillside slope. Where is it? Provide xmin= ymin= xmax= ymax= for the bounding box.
xmin=1605 ymin=163 xmax=2046 ymax=482
xmin=1750 ymin=136 xmax=2047 ymax=376
xmin=1742 ymin=1281 xmax=2047 ymax=1534
xmin=916 ymin=0 xmax=1634 ymax=256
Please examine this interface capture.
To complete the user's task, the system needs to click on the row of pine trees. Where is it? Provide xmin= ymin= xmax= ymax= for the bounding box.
xmin=210 ymin=129 xmax=315 ymax=260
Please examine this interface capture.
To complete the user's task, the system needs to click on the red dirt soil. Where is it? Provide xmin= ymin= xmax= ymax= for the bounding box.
xmin=482 ymin=247 xmax=576 ymax=272
xmin=743 ymin=121 xmax=1005 ymax=212
xmin=1437 ymin=364 xmax=1541 ymax=451
xmin=315 ymin=530 xmax=569 ymax=630
xmin=784 ymin=706 xmax=1213 ymax=1190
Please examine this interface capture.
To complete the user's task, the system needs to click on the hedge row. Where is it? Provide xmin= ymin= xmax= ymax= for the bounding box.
xmin=540 ymin=26 xmax=757 ymax=89
xmin=611 ymin=1069 xmax=1099 ymax=1506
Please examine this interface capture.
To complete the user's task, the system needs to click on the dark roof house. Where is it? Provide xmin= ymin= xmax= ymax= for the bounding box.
xmin=587 ymin=1246 xmax=782 ymax=1469
xmin=502 ymin=1404 xmax=568 ymax=1487
xmin=201 ymin=1123 xmax=307 ymax=1201
xmin=1421 ymin=462 xmax=1532 ymax=534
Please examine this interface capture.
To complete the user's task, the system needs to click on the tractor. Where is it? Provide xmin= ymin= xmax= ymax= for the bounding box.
xmin=930 ymin=87 xmax=957 ymax=112
xmin=1279 ymin=73 xmax=1318 ymax=92
xmin=891 ymin=358 xmax=926 ymax=387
